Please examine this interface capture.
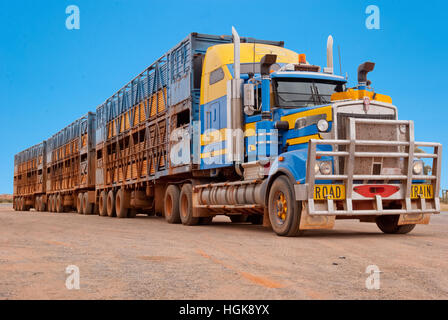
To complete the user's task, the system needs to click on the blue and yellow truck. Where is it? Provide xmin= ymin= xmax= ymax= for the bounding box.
xmin=13 ymin=29 xmax=442 ymax=236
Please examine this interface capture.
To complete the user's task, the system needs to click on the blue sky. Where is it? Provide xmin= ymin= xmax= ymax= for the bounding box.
xmin=0 ymin=0 xmax=446 ymax=193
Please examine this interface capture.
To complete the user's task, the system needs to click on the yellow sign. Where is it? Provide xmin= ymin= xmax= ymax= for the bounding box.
xmin=314 ymin=184 xmax=345 ymax=200
xmin=410 ymin=184 xmax=433 ymax=199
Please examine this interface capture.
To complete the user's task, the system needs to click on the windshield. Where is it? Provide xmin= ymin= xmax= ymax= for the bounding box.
xmin=273 ymin=78 xmax=345 ymax=108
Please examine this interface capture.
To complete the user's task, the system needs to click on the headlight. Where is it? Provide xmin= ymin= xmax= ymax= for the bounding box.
xmin=314 ymin=163 xmax=320 ymax=174
xmin=412 ymin=161 xmax=423 ymax=175
xmin=317 ymin=119 xmax=329 ymax=132
xmin=319 ymin=161 xmax=332 ymax=175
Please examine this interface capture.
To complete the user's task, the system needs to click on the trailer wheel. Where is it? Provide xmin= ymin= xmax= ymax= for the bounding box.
xmin=268 ymin=176 xmax=303 ymax=237
xmin=56 ymin=194 xmax=64 ymax=213
xmin=115 ymin=188 xmax=129 ymax=219
xmin=164 ymin=185 xmax=181 ymax=224
xmin=76 ymin=193 xmax=83 ymax=214
xmin=376 ymin=215 xmax=416 ymax=234
xmin=179 ymin=184 xmax=199 ymax=226
xmin=39 ymin=197 xmax=46 ymax=212
xmin=99 ymin=191 xmax=108 ymax=216
xmin=47 ymin=196 xmax=52 ymax=212
xmin=35 ymin=197 xmax=41 ymax=212
xmin=51 ymin=196 xmax=56 ymax=212
xmin=106 ymin=190 xmax=116 ymax=217
xmin=83 ymin=192 xmax=93 ymax=215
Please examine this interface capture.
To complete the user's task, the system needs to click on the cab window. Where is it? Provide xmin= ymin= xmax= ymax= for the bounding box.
xmin=209 ymin=67 xmax=224 ymax=85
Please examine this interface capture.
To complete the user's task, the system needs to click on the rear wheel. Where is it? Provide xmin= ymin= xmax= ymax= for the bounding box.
xmin=164 ymin=185 xmax=181 ymax=224
xmin=99 ymin=191 xmax=108 ymax=216
xmin=47 ymin=196 xmax=52 ymax=212
xmin=376 ymin=215 xmax=416 ymax=234
xmin=77 ymin=193 xmax=84 ymax=214
xmin=39 ymin=197 xmax=46 ymax=212
xmin=35 ymin=197 xmax=41 ymax=212
xmin=106 ymin=190 xmax=116 ymax=217
xmin=18 ymin=197 xmax=23 ymax=211
xmin=83 ymin=192 xmax=93 ymax=215
xmin=179 ymin=184 xmax=199 ymax=226
xmin=56 ymin=194 xmax=64 ymax=213
xmin=115 ymin=188 xmax=129 ymax=219
xmin=268 ymin=176 xmax=302 ymax=237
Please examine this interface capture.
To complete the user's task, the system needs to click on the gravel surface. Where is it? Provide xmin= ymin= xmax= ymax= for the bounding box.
xmin=1 ymin=204 xmax=447 ymax=300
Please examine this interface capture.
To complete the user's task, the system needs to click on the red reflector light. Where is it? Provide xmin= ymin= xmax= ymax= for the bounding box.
xmin=353 ymin=185 xmax=400 ymax=198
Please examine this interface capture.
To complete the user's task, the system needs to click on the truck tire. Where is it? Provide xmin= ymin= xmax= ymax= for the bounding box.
xmin=376 ymin=215 xmax=416 ymax=234
xmin=51 ymin=196 xmax=56 ymax=212
xmin=268 ymin=176 xmax=303 ymax=237
xmin=115 ymin=188 xmax=129 ymax=219
xmin=39 ymin=197 xmax=46 ymax=212
xmin=83 ymin=192 xmax=93 ymax=215
xmin=164 ymin=185 xmax=181 ymax=224
xmin=107 ymin=190 xmax=116 ymax=217
xmin=17 ymin=197 xmax=23 ymax=211
xmin=77 ymin=193 xmax=84 ymax=214
xmin=35 ymin=197 xmax=41 ymax=212
xmin=230 ymin=215 xmax=248 ymax=223
xmin=179 ymin=184 xmax=199 ymax=226
xmin=99 ymin=191 xmax=108 ymax=216
xmin=47 ymin=196 xmax=52 ymax=212
xmin=56 ymin=194 xmax=64 ymax=213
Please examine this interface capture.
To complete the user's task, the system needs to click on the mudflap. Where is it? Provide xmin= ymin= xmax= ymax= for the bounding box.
xmin=299 ymin=202 xmax=335 ymax=230
xmin=398 ymin=213 xmax=431 ymax=226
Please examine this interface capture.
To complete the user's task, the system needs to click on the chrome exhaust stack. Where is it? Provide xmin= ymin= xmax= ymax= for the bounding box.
xmin=324 ymin=35 xmax=334 ymax=74
xmin=227 ymin=26 xmax=244 ymax=175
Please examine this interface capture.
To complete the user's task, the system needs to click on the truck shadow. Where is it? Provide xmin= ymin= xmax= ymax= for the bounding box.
xmin=135 ymin=216 xmax=428 ymax=239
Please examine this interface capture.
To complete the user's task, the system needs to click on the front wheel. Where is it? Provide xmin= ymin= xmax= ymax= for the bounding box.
xmin=268 ymin=176 xmax=302 ymax=237
xmin=376 ymin=215 xmax=416 ymax=234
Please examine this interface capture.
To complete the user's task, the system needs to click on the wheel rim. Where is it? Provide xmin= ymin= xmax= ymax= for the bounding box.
xmin=274 ymin=191 xmax=287 ymax=225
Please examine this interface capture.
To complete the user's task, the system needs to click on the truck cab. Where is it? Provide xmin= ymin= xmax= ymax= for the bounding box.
xmin=194 ymin=28 xmax=441 ymax=236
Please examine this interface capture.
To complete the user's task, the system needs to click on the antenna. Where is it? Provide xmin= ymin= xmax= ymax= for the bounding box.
xmin=338 ymin=45 xmax=342 ymax=75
